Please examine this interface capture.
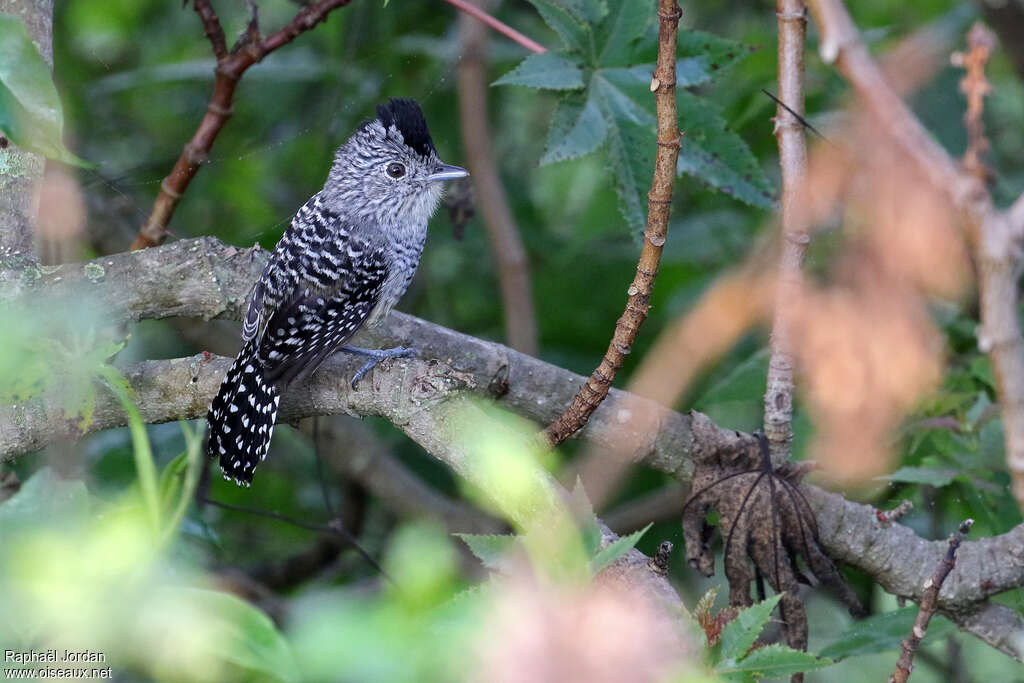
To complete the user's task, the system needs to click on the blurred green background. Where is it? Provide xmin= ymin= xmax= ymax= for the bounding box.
xmin=1 ymin=0 xmax=1023 ymax=680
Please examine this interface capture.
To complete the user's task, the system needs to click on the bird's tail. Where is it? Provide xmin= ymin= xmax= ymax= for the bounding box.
xmin=206 ymin=338 xmax=281 ymax=486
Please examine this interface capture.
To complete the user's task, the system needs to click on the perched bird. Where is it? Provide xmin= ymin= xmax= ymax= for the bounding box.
xmin=206 ymin=98 xmax=468 ymax=486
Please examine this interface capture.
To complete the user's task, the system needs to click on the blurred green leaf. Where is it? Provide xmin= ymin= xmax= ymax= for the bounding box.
xmin=0 ymin=14 xmax=92 ymax=165
xmin=493 ymin=52 xmax=584 ymax=90
xmin=717 ymin=643 xmax=833 ymax=680
xmin=817 ymin=606 xmax=956 ymax=660
xmin=589 ymin=522 xmax=650 ymax=575
xmin=0 ymin=467 xmax=88 ymax=533
xmin=717 ymin=593 xmax=781 ymax=662
xmin=457 ymin=533 xmax=518 ymax=571
xmin=570 ymin=478 xmax=603 ymax=558
xmin=525 ymin=0 xmax=591 ymax=52
xmin=882 ymin=466 xmax=959 ymax=488
xmin=175 ymin=588 xmax=300 ymax=683
xmin=541 ymin=90 xmax=608 ymax=165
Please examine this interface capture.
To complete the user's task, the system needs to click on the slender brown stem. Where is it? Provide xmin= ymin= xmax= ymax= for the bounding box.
xmin=542 ymin=0 xmax=682 ymax=447
xmin=130 ymin=0 xmax=353 ymax=250
xmin=954 ymin=23 xmax=996 ymax=184
xmin=442 ymin=0 xmax=546 ymax=54
xmin=763 ymin=0 xmax=809 ymax=463
xmin=890 ymin=519 xmax=974 ymax=683
xmin=457 ymin=1 xmax=539 ymax=356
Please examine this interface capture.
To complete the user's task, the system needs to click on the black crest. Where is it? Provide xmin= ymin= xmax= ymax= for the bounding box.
xmin=375 ymin=98 xmax=436 ymax=158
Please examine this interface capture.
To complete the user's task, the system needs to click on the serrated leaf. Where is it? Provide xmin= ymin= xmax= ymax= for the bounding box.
xmin=0 ymin=14 xmax=92 ymax=166
xmin=559 ymin=0 xmax=608 ymax=25
xmin=693 ymin=586 xmax=720 ymax=621
xmin=594 ymin=0 xmax=653 ymax=66
xmin=541 ymin=90 xmax=607 ymax=165
xmin=493 ymin=52 xmax=584 ymax=90
xmin=526 ymin=0 xmax=591 ymax=53
xmin=817 ymin=606 xmax=956 ymax=661
xmin=676 ymin=30 xmax=750 ymax=86
xmin=881 ymin=466 xmax=959 ymax=488
xmin=717 ymin=594 xmax=782 ymax=662
xmin=456 ymin=533 xmax=518 ymax=571
xmin=602 ymin=111 xmax=653 ymax=229
xmin=677 ymin=91 xmax=775 ymax=208
xmin=569 ymin=477 xmax=602 ymax=557
xmin=717 ymin=643 xmax=834 ymax=680
xmin=590 ymin=522 xmax=650 ymax=575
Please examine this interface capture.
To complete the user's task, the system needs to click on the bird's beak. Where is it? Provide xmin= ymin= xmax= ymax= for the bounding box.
xmin=427 ymin=163 xmax=469 ymax=182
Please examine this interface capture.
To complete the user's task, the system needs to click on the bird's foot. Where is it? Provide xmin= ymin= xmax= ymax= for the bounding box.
xmin=342 ymin=345 xmax=417 ymax=389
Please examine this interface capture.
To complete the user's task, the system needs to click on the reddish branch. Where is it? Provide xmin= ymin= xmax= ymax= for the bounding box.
xmin=130 ymin=0 xmax=354 ymax=250
xmin=763 ymin=0 xmax=809 ymax=462
xmin=890 ymin=519 xmax=974 ymax=683
xmin=443 ymin=0 xmax=546 ymax=54
xmin=542 ymin=0 xmax=682 ymax=447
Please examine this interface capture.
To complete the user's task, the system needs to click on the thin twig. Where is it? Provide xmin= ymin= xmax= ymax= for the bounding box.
xmin=542 ymin=0 xmax=682 ymax=447
xmin=890 ymin=519 xmax=974 ymax=683
xmin=457 ymin=1 xmax=539 ymax=355
xmin=130 ymin=0 xmax=353 ymax=250
xmin=763 ymin=0 xmax=810 ymax=464
xmin=953 ymin=23 xmax=996 ymax=184
xmin=201 ymin=495 xmax=393 ymax=583
xmin=442 ymin=0 xmax=546 ymax=54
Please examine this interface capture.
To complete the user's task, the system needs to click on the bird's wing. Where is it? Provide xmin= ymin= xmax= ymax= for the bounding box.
xmin=248 ymin=204 xmax=390 ymax=386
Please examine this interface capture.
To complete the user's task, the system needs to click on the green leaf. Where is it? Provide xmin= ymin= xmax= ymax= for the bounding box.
xmin=817 ymin=606 xmax=956 ymax=661
xmin=526 ymin=0 xmax=591 ymax=53
xmin=493 ymin=52 xmax=585 ymax=90
xmin=569 ymin=477 xmax=602 ymax=557
xmin=590 ymin=522 xmax=650 ymax=575
xmin=174 ymin=588 xmax=300 ymax=683
xmin=717 ymin=594 xmax=782 ymax=662
xmin=676 ymin=30 xmax=750 ymax=87
xmin=0 ymin=467 xmax=89 ymax=533
xmin=677 ymin=91 xmax=774 ymax=208
xmin=0 ymin=14 xmax=92 ymax=166
xmin=717 ymin=643 xmax=834 ymax=680
xmin=593 ymin=0 xmax=652 ymax=67
xmin=456 ymin=533 xmax=519 ymax=571
xmin=882 ymin=466 xmax=959 ymax=488
xmin=541 ymin=90 xmax=608 ymax=165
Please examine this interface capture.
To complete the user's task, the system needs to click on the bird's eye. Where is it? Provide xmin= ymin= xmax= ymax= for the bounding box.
xmin=386 ymin=162 xmax=406 ymax=178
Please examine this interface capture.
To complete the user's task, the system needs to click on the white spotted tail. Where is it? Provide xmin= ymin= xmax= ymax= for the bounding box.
xmin=206 ymin=338 xmax=282 ymax=486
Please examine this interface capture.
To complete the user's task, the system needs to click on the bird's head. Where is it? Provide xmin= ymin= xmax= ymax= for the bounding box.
xmin=325 ymin=98 xmax=468 ymax=226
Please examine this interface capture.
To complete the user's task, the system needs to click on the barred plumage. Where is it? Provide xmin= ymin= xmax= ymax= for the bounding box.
xmin=206 ymin=98 xmax=468 ymax=486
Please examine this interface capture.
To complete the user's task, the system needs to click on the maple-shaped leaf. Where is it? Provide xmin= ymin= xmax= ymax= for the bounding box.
xmin=499 ymin=0 xmax=773 ymax=229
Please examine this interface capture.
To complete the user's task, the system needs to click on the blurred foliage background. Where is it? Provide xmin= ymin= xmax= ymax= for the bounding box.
xmin=1 ymin=0 xmax=1024 ymax=680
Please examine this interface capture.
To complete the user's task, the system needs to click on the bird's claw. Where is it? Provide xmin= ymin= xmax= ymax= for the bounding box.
xmin=348 ymin=345 xmax=417 ymax=389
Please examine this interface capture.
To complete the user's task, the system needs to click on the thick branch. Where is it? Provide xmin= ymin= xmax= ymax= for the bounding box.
xmin=542 ymin=0 xmax=682 ymax=447
xmin=457 ymin=2 xmax=539 ymax=356
xmin=4 ymin=236 xmax=1024 ymax=658
xmin=0 ymin=0 xmax=52 ymax=263
xmin=129 ymin=0 xmax=353 ymax=250
xmin=763 ymin=0 xmax=809 ymax=461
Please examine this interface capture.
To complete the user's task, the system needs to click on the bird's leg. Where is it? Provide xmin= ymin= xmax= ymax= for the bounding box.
xmin=341 ymin=345 xmax=417 ymax=388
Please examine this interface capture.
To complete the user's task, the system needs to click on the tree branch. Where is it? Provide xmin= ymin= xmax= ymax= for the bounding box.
xmin=763 ymin=0 xmax=809 ymax=461
xmin=890 ymin=519 xmax=974 ymax=683
xmin=129 ymin=0 xmax=353 ymax=250
xmin=0 ymin=0 xmax=52 ymax=263
xmin=457 ymin=1 xmax=539 ymax=355
xmin=4 ymin=236 xmax=1024 ymax=658
xmin=805 ymin=0 xmax=1024 ymax=516
xmin=542 ymin=0 xmax=682 ymax=447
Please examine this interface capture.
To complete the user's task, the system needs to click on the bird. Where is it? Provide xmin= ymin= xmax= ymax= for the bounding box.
xmin=206 ymin=98 xmax=468 ymax=487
